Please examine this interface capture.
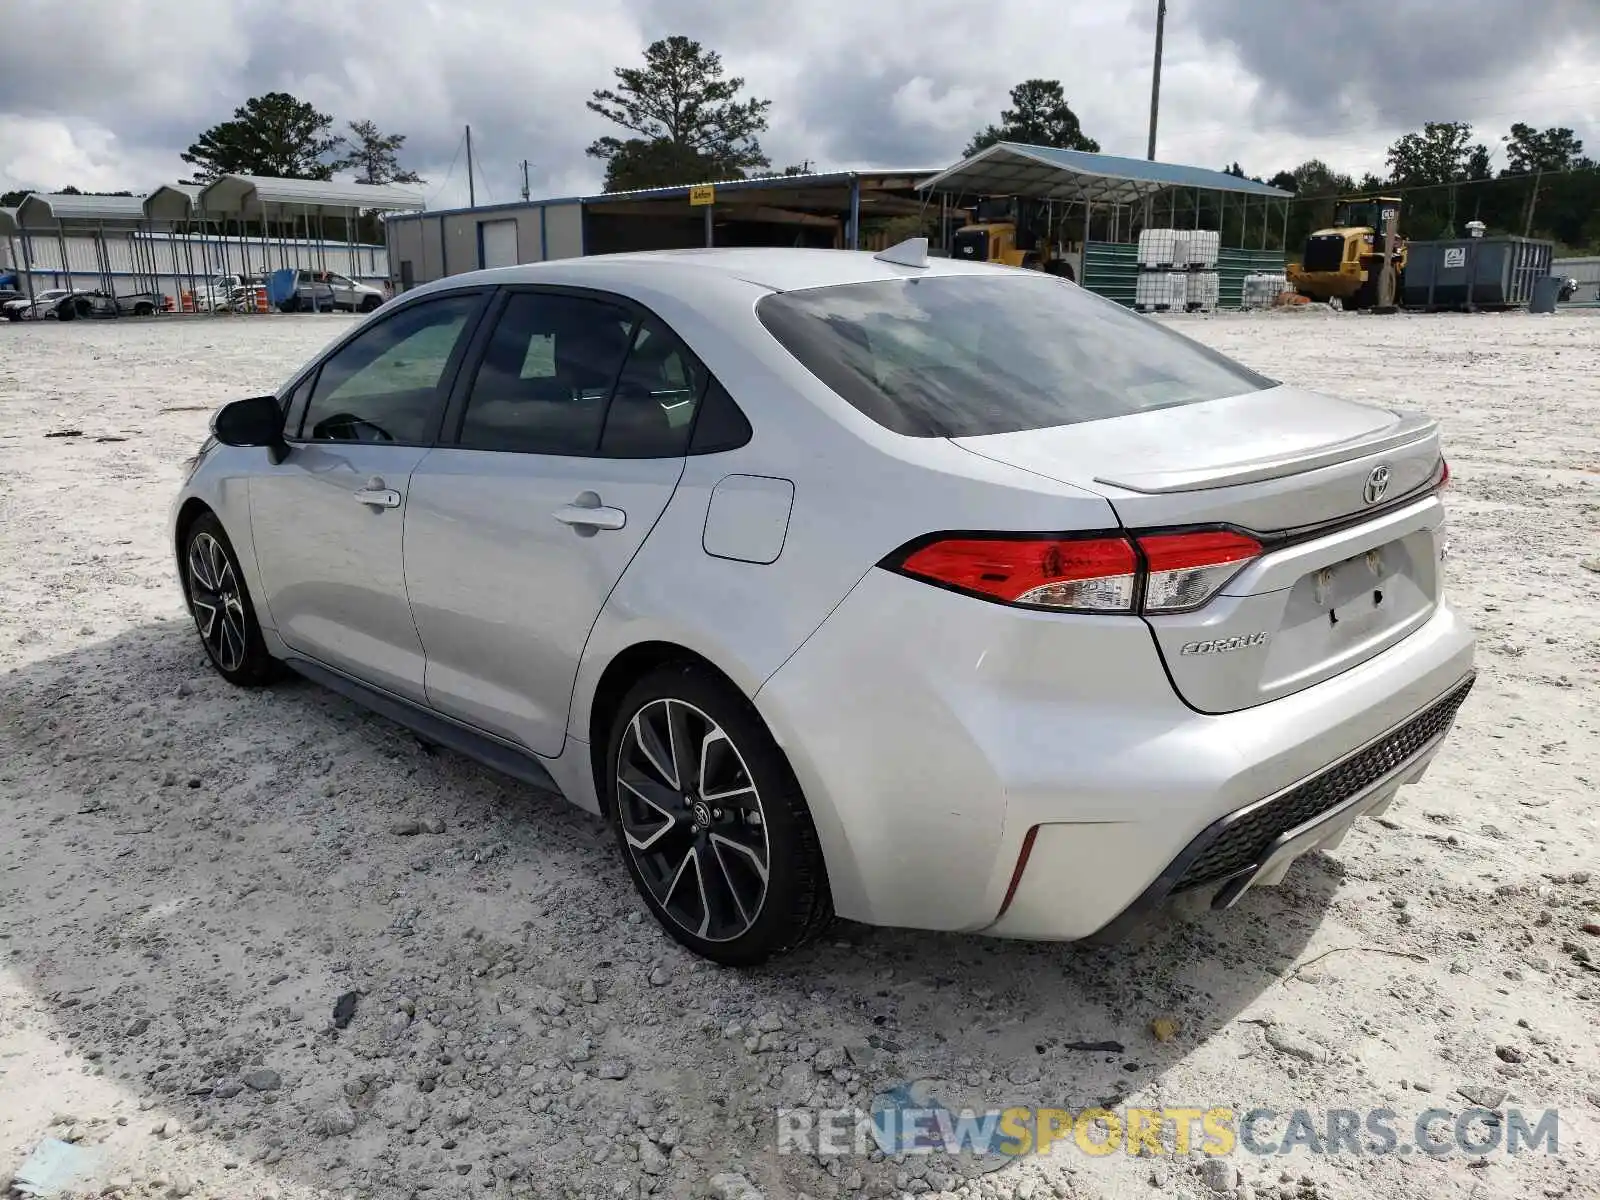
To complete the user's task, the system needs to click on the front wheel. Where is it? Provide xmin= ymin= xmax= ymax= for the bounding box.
xmin=359 ymin=295 xmax=382 ymax=312
xmin=183 ymin=513 xmax=282 ymax=686
xmin=606 ymin=665 xmax=832 ymax=965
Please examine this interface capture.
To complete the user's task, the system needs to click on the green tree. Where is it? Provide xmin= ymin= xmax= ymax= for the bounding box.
xmin=590 ymin=138 xmax=728 ymax=193
xmin=964 ymin=79 xmax=1099 ymax=156
xmin=1274 ymin=159 xmax=1358 ymax=254
xmin=1501 ymin=123 xmax=1584 ymax=175
xmin=181 ymin=92 xmax=341 ymax=182
xmin=586 ymin=36 xmax=771 ymax=191
xmin=336 ymin=119 xmax=422 ymax=185
xmin=1384 ymin=121 xmax=1486 ymax=186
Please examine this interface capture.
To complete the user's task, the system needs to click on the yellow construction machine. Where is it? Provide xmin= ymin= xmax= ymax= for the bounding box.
xmin=950 ymin=198 xmax=1080 ymax=280
xmin=1286 ymin=195 xmax=1407 ymax=309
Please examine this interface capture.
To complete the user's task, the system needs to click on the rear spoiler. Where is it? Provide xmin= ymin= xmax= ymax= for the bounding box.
xmin=1094 ymin=412 xmax=1438 ymax=495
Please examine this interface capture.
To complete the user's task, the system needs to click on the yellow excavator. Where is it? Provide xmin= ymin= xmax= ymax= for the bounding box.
xmin=950 ymin=198 xmax=1079 ymax=280
xmin=1286 ymin=195 xmax=1406 ymax=309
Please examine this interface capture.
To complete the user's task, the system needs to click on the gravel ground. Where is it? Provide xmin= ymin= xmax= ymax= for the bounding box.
xmin=0 ymin=308 xmax=1596 ymax=1200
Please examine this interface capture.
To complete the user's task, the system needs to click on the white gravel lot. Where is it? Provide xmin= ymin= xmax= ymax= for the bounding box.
xmin=0 ymin=308 xmax=1596 ymax=1200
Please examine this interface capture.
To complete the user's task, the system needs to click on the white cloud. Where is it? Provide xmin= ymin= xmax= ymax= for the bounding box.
xmin=1 ymin=0 xmax=1597 ymax=206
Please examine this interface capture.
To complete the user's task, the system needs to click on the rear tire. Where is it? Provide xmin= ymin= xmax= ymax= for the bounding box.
xmin=605 ymin=664 xmax=832 ymax=966
xmin=182 ymin=512 xmax=282 ymax=687
xmin=55 ymin=300 xmax=76 ymax=322
xmin=133 ymin=302 xmax=154 ymax=317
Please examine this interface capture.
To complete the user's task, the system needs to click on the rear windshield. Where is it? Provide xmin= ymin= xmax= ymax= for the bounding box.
xmin=756 ymin=272 xmax=1273 ymax=437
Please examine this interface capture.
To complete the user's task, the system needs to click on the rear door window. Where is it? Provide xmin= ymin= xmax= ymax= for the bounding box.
xmin=756 ymin=273 xmax=1273 ymax=437
xmin=457 ymin=292 xmax=636 ymax=455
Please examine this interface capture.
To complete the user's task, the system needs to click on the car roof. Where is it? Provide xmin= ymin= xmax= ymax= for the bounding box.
xmin=431 ymin=246 xmax=1018 ymax=295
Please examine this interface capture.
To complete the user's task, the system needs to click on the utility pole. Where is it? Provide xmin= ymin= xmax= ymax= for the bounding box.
xmin=520 ymin=160 xmax=532 ymax=202
xmin=465 ymin=124 xmax=476 ymax=209
xmin=1523 ymin=167 xmax=1543 ymax=237
xmin=1147 ymin=0 xmax=1167 ymax=161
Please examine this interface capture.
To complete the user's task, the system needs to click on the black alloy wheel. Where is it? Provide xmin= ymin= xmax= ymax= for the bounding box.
xmin=183 ymin=513 xmax=281 ymax=686
xmin=607 ymin=665 xmax=832 ymax=965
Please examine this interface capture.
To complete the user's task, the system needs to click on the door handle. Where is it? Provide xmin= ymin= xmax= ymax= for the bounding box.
xmin=554 ymin=493 xmax=627 ymax=532
xmin=353 ymin=485 xmax=402 ymax=509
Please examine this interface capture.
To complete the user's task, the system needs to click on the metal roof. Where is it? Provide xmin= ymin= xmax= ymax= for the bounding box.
xmin=0 ymin=207 xmax=17 ymax=236
xmin=144 ymin=183 xmax=203 ymax=223
xmin=589 ymin=168 xmax=939 ymax=205
xmin=388 ymin=167 xmax=941 ymax=222
xmin=198 ymin=174 xmax=426 ymax=216
xmin=16 ymin=192 xmax=150 ymax=226
xmin=918 ymin=142 xmax=1292 ymax=205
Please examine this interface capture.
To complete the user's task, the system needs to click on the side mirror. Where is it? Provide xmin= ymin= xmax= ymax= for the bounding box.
xmin=213 ymin=394 xmax=289 ymax=463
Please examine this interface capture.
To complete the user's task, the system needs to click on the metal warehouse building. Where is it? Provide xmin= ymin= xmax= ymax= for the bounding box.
xmin=384 ymin=144 xmax=1291 ymax=309
xmin=383 ymin=169 xmax=935 ymax=290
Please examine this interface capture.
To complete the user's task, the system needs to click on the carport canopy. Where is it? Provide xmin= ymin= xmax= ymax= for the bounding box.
xmin=198 ymin=174 xmax=426 ymax=220
xmin=918 ymin=141 xmax=1292 ymax=206
xmin=144 ymin=183 xmax=204 ymax=224
xmin=16 ymin=192 xmax=150 ymax=229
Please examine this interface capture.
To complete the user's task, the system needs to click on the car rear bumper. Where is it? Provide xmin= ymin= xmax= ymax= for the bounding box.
xmin=754 ymin=568 xmax=1476 ymax=939
xmin=1035 ymin=672 xmax=1473 ymax=942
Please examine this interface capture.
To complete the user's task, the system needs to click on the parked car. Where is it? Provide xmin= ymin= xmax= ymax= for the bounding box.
xmin=191 ymin=275 xmax=260 ymax=313
xmin=278 ymin=269 xmax=385 ymax=313
xmin=53 ymin=290 xmax=166 ymax=320
xmin=0 ymin=287 xmax=23 ymax=307
xmin=171 ymin=244 xmax=1475 ymax=964
xmin=4 ymin=287 xmax=89 ymax=321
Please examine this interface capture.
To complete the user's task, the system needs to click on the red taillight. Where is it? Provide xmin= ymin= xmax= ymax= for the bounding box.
xmin=896 ymin=535 xmax=1137 ymax=611
xmin=1438 ymin=458 xmax=1450 ymax=489
xmin=1136 ymin=530 xmax=1262 ymax=612
xmin=887 ymin=527 xmax=1262 ymax=614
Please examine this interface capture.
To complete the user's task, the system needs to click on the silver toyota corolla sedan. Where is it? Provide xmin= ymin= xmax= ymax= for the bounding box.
xmin=171 ymin=242 xmax=1475 ymax=964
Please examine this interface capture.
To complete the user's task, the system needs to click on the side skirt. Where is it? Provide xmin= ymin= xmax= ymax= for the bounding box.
xmin=284 ymin=657 xmax=563 ymax=797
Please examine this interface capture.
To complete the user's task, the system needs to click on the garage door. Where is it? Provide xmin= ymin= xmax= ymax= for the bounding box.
xmin=480 ymin=219 xmax=519 ymax=269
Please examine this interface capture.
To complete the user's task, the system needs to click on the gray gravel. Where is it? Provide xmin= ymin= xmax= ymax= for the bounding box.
xmin=0 ymin=311 xmax=1596 ymax=1200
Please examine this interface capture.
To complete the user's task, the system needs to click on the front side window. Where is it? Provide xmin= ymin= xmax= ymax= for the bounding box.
xmin=458 ymin=292 xmax=636 ymax=455
xmin=757 ymin=273 xmax=1274 ymax=437
xmin=300 ymin=293 xmax=478 ymax=443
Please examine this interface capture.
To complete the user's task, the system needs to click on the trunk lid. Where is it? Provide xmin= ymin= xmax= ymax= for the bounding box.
xmin=953 ymin=386 xmax=1447 ymax=713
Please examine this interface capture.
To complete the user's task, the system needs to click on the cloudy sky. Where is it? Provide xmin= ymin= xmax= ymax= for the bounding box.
xmin=3 ymin=0 xmax=1598 ymax=209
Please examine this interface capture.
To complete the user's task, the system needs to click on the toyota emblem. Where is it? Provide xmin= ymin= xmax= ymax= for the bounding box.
xmin=1363 ymin=465 xmax=1391 ymax=505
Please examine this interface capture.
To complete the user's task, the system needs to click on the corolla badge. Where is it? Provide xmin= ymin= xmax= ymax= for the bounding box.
xmin=1180 ymin=632 xmax=1270 ymax=655
xmin=1364 ymin=464 xmax=1392 ymax=505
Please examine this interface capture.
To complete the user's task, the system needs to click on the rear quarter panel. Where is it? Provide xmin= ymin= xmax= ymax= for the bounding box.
xmin=568 ymin=267 xmax=1120 ymax=812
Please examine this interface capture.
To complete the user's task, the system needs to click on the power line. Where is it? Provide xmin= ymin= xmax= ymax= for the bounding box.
xmin=1279 ymin=161 xmax=1600 ymax=206
xmin=425 ymin=131 xmax=466 ymax=205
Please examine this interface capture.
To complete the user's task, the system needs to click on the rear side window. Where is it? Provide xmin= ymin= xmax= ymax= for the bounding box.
xmin=598 ymin=319 xmax=705 ymax=458
xmin=756 ymin=273 xmax=1273 ymax=437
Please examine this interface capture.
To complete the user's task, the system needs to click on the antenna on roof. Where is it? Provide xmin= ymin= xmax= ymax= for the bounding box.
xmin=873 ymin=237 xmax=929 ymax=268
